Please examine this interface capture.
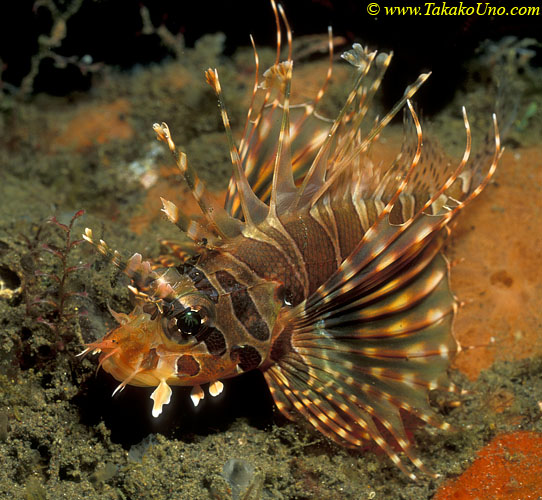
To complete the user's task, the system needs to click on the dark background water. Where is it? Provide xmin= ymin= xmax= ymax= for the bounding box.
xmin=2 ymin=0 xmax=541 ymax=110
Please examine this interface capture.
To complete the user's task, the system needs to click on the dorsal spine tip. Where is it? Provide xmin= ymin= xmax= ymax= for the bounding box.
xmin=153 ymin=122 xmax=175 ymax=153
xmin=260 ymin=60 xmax=293 ymax=92
xmin=205 ymin=68 xmax=220 ymax=93
xmin=160 ymin=197 xmax=179 ymax=224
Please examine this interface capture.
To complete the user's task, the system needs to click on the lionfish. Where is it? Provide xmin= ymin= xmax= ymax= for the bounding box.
xmin=81 ymin=1 xmax=500 ymax=479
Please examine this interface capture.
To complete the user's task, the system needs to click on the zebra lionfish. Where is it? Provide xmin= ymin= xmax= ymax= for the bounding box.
xmin=81 ymin=1 xmax=501 ymax=479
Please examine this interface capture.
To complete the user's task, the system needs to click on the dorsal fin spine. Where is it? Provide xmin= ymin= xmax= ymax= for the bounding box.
xmin=205 ymin=68 xmax=269 ymax=226
xmin=309 ymin=71 xmax=431 ymax=208
xmin=153 ymin=122 xmax=241 ymax=240
xmin=269 ymin=61 xmax=296 ymax=216
xmin=294 ymin=51 xmax=378 ymax=210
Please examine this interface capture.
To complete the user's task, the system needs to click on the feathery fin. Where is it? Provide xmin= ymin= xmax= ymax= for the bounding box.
xmin=265 ymin=225 xmax=457 ymax=477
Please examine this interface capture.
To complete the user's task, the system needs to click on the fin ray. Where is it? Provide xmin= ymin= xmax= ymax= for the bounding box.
xmin=265 ymin=217 xmax=458 ymax=475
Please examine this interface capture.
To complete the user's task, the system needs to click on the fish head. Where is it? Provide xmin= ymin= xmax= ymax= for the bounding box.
xmin=83 ymin=261 xmax=282 ymax=417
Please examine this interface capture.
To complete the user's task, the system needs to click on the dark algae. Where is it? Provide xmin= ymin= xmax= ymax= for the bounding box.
xmin=1 ymin=1 xmax=541 ymax=498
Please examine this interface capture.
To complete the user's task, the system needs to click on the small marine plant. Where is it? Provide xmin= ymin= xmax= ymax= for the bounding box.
xmin=29 ymin=209 xmax=88 ymax=351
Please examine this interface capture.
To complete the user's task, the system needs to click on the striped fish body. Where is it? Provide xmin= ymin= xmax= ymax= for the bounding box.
xmin=82 ymin=1 xmax=501 ymax=479
xmin=187 ymin=201 xmax=400 ymax=374
xmin=204 ymin=189 xmax=460 ymax=477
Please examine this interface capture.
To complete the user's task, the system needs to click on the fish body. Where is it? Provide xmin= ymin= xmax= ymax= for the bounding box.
xmin=82 ymin=1 xmax=500 ymax=479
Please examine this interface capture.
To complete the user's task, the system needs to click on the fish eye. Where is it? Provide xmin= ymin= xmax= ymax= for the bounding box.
xmin=162 ymin=305 xmax=209 ymax=344
xmin=177 ymin=308 xmax=202 ymax=336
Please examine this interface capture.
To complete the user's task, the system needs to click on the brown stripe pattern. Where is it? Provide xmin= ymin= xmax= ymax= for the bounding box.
xmin=215 ymin=270 xmax=270 ymax=341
